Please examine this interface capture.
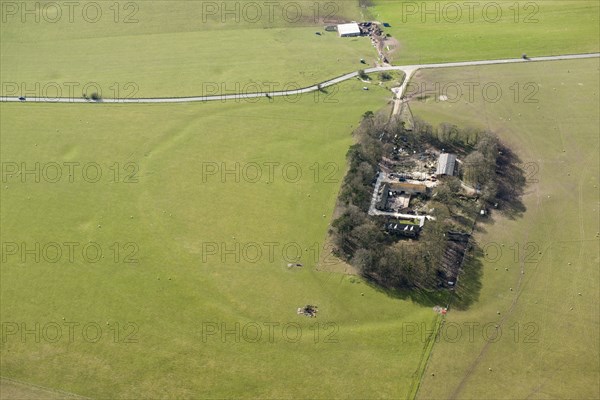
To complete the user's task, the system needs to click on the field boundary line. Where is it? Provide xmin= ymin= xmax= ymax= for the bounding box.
xmin=407 ymin=314 xmax=443 ymax=400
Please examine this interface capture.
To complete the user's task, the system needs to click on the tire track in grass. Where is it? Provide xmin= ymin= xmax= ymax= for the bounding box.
xmin=407 ymin=314 xmax=443 ymax=400
xmin=448 ymin=132 xmax=598 ymax=398
xmin=448 ymin=178 xmax=543 ymax=399
xmin=0 ymin=376 xmax=91 ymax=399
xmin=571 ymin=139 xmax=598 ymax=359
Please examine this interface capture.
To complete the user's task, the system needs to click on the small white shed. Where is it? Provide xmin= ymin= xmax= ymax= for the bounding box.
xmin=338 ymin=23 xmax=361 ymax=37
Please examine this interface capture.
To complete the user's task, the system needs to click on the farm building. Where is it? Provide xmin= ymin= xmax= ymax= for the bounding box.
xmin=377 ymin=183 xmax=391 ymax=210
xmin=389 ymin=182 xmax=428 ymax=195
xmin=436 ymin=153 xmax=457 ymax=176
xmin=377 ymin=182 xmax=428 ymax=211
xmin=384 ymin=222 xmax=421 ymax=238
xmin=337 ymin=23 xmax=361 ymax=37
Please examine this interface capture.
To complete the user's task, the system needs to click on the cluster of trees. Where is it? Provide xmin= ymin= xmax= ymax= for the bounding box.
xmin=379 ymin=72 xmax=393 ymax=81
xmin=330 ymin=112 xmax=521 ymax=291
xmin=332 ymin=204 xmax=454 ymax=289
xmin=82 ymin=92 xmax=102 ymax=101
xmin=358 ymin=70 xmax=370 ymax=81
xmin=462 ymin=134 xmax=501 ymax=202
xmin=412 ymin=117 xmax=483 ymax=153
xmin=337 ymin=112 xmax=383 ymax=211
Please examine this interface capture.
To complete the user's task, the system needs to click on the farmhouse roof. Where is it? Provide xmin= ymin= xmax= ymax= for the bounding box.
xmin=385 ymin=222 xmax=421 ymax=236
xmin=389 ymin=182 xmax=427 ymax=193
xmin=436 ymin=153 xmax=457 ymax=176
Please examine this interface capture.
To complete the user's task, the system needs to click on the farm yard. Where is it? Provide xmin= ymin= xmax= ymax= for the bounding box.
xmin=1 ymin=0 xmax=599 ymax=399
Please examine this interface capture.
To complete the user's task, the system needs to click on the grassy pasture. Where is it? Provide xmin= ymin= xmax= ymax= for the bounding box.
xmin=1 ymin=79 xmax=437 ymax=398
xmin=371 ymin=0 xmax=600 ymax=65
xmin=0 ymin=377 xmax=85 ymax=399
xmin=405 ymin=59 xmax=600 ymax=399
xmin=0 ymin=0 xmax=377 ymax=98
xmin=1 ymin=1 xmax=598 ymax=398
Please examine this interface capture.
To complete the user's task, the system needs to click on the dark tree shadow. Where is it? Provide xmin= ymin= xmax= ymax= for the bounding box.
xmin=363 ymin=279 xmax=452 ymax=307
xmin=472 ymin=223 xmax=488 ymax=235
xmin=448 ymin=243 xmax=484 ymax=310
xmin=493 ymin=144 xmax=528 ymax=220
xmin=357 ymin=240 xmax=484 ymax=310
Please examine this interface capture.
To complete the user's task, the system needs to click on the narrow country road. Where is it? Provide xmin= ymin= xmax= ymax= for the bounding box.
xmin=1 ymin=53 xmax=597 ymax=104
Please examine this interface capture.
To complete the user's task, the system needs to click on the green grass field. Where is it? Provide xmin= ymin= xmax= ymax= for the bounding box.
xmin=0 ymin=377 xmax=84 ymax=399
xmin=0 ymin=0 xmax=376 ymax=98
xmin=1 ymin=79 xmax=440 ymax=398
xmin=3 ymin=1 xmax=598 ymax=99
xmin=371 ymin=0 xmax=600 ymax=65
xmin=406 ymin=58 xmax=600 ymax=399
xmin=2 ymin=1 xmax=599 ymax=398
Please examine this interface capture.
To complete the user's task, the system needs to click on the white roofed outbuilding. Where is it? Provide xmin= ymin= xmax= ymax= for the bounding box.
xmin=337 ymin=23 xmax=361 ymax=37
